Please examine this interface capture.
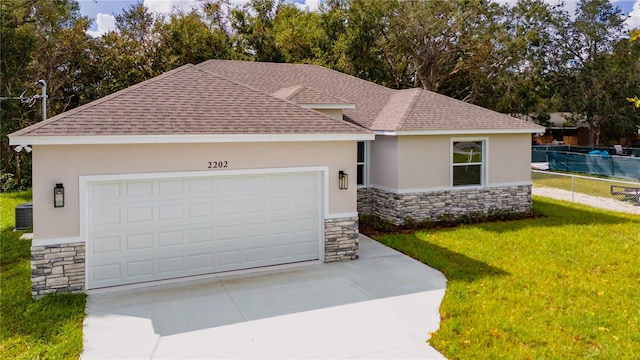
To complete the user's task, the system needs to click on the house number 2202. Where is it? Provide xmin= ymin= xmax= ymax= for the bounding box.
xmin=208 ymin=161 xmax=228 ymax=169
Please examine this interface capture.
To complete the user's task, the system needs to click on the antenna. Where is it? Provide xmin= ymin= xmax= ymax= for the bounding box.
xmin=0 ymin=80 xmax=47 ymax=121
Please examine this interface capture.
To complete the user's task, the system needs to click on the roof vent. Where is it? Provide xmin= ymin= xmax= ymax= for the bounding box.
xmin=15 ymin=203 xmax=33 ymax=231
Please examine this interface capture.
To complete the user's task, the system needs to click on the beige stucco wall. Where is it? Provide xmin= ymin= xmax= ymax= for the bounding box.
xmin=32 ymin=141 xmax=357 ymax=240
xmin=369 ymin=135 xmax=398 ymax=189
xmin=315 ymin=108 xmax=344 ymax=120
xmin=397 ymin=136 xmax=450 ymax=189
xmin=380 ymin=133 xmax=532 ymax=190
xmin=486 ymin=133 xmax=532 ymax=184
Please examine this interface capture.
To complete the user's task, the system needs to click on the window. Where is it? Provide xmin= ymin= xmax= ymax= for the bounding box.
xmin=452 ymin=140 xmax=485 ymax=187
xmin=357 ymin=141 xmax=368 ymax=186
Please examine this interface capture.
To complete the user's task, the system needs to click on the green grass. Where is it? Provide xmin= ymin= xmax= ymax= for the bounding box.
xmin=0 ymin=190 xmax=86 ymax=359
xmin=374 ymin=197 xmax=640 ymax=359
xmin=532 ymin=171 xmax=640 ymax=199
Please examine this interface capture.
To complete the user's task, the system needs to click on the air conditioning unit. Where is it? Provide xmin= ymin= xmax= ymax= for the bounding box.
xmin=15 ymin=203 xmax=33 ymax=231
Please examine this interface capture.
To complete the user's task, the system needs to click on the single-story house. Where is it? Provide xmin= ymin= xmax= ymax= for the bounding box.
xmin=530 ymin=112 xmax=590 ymax=146
xmin=9 ymin=60 xmax=543 ymax=297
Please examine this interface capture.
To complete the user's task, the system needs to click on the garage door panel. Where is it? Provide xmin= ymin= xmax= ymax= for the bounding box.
xmin=157 ymin=256 xmax=184 ymax=275
xmin=245 ymin=196 xmax=269 ymax=213
xmin=216 ymin=198 xmax=243 ymax=215
xmin=158 ymin=179 xmax=184 ymax=196
xmin=91 ymin=263 xmax=121 ymax=282
xmin=271 ymin=220 xmax=293 ymax=235
xmin=126 ymin=206 xmax=154 ymax=223
xmin=188 ymin=227 xmax=214 ymax=244
xmin=91 ymin=182 xmax=122 ymax=201
xmin=125 ymin=181 xmax=154 ymax=197
xmin=87 ymin=171 xmax=322 ymax=289
xmin=218 ymin=249 xmax=243 ymax=267
xmin=158 ymin=230 xmax=184 ymax=247
xmin=187 ymin=178 xmax=213 ymax=196
xmin=125 ymin=233 xmax=154 ymax=251
xmin=189 ymin=253 xmax=214 ymax=270
xmin=91 ymin=208 xmax=122 ymax=227
xmin=189 ymin=202 xmax=214 ymax=217
xmin=158 ymin=204 xmax=184 ymax=221
xmin=216 ymin=175 xmax=266 ymax=195
xmin=93 ymin=235 xmax=121 ymax=255
xmin=127 ymin=260 xmax=153 ymax=278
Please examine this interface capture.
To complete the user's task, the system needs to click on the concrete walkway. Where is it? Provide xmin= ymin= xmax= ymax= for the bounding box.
xmin=82 ymin=235 xmax=447 ymax=359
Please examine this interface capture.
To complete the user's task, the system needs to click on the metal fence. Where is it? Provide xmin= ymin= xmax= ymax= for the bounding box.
xmin=547 ymin=152 xmax=640 ymax=181
xmin=532 ymin=145 xmax=640 ymax=163
xmin=531 ymin=170 xmax=640 ymax=206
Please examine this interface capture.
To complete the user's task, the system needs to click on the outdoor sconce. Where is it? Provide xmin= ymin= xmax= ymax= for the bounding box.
xmin=54 ymin=183 xmax=64 ymax=208
xmin=339 ymin=171 xmax=348 ymax=190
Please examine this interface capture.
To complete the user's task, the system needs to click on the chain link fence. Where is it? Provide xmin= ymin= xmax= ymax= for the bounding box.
xmin=531 ymin=170 xmax=640 ymax=206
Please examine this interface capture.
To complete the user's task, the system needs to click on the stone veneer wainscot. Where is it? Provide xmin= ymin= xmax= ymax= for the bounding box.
xmin=324 ymin=216 xmax=359 ymax=262
xmin=359 ymin=185 xmax=532 ymax=225
xmin=31 ymin=242 xmax=85 ymax=299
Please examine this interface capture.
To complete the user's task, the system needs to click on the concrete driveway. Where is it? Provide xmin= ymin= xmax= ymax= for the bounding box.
xmin=82 ymin=235 xmax=447 ymax=359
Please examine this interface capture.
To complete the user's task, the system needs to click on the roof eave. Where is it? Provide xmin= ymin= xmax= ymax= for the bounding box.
xmin=299 ymin=103 xmax=356 ymax=110
xmin=374 ymin=128 xmax=545 ymax=136
xmin=9 ymin=133 xmax=375 ymax=146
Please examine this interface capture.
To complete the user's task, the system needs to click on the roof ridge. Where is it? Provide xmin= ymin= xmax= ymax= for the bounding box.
xmin=370 ymin=88 xmax=421 ymax=131
xmin=193 ymin=65 xmax=371 ymax=134
xmin=397 ymin=88 xmax=424 ymax=131
xmin=12 ymin=64 xmax=196 ymax=137
xmin=286 ymin=85 xmax=305 ymax=100
xmin=199 ymin=59 xmax=394 ymax=94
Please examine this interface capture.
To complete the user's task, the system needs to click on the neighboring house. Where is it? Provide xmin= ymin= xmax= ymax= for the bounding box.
xmin=531 ymin=113 xmax=590 ymax=146
xmin=9 ymin=60 xmax=543 ymax=297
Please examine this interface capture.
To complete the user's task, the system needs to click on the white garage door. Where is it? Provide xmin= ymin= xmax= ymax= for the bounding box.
xmin=86 ymin=171 xmax=322 ymax=289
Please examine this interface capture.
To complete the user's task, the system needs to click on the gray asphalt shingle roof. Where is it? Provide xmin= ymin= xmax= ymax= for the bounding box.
xmin=12 ymin=60 xmax=543 ymax=138
xmin=197 ymin=60 xmax=543 ymax=133
xmin=12 ymin=64 xmax=367 ymax=137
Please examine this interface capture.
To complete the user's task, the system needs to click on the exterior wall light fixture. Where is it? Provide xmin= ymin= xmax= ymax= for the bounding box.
xmin=54 ymin=183 xmax=64 ymax=208
xmin=339 ymin=171 xmax=348 ymax=190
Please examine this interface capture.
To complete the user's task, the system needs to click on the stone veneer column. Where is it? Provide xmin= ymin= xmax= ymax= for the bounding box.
xmin=324 ymin=216 xmax=359 ymax=262
xmin=371 ymin=185 xmax=533 ymax=225
xmin=31 ymin=242 xmax=85 ymax=298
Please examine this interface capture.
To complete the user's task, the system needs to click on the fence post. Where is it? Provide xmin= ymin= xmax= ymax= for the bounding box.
xmin=571 ymin=175 xmax=575 ymax=203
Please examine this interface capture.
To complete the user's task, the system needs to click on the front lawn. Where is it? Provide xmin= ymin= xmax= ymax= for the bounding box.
xmin=374 ymin=197 xmax=640 ymax=359
xmin=0 ymin=190 xmax=86 ymax=359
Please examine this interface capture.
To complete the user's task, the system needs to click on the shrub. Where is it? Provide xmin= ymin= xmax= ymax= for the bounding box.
xmin=359 ymin=209 xmax=541 ymax=236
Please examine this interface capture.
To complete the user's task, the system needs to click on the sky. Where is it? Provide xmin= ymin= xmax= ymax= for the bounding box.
xmin=78 ymin=0 xmax=639 ymax=38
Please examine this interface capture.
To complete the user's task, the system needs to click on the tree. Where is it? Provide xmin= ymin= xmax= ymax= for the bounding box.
xmin=230 ymin=0 xmax=284 ymax=62
xmin=157 ymin=8 xmax=235 ymax=67
xmin=491 ymin=0 xmax=567 ymax=118
xmin=1 ymin=0 xmax=94 ymax=190
xmin=557 ymin=0 xmax=626 ymax=146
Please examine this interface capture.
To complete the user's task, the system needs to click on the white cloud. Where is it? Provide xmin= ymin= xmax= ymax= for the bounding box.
xmin=87 ymin=12 xmax=116 ymax=38
xmin=295 ymin=0 xmax=321 ymax=12
xmin=143 ymin=0 xmax=200 ymax=15
xmin=625 ymin=0 xmax=640 ymax=30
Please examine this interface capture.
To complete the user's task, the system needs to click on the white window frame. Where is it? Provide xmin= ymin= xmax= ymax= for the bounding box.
xmin=357 ymin=141 xmax=370 ymax=187
xmin=450 ymin=137 xmax=488 ymax=188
